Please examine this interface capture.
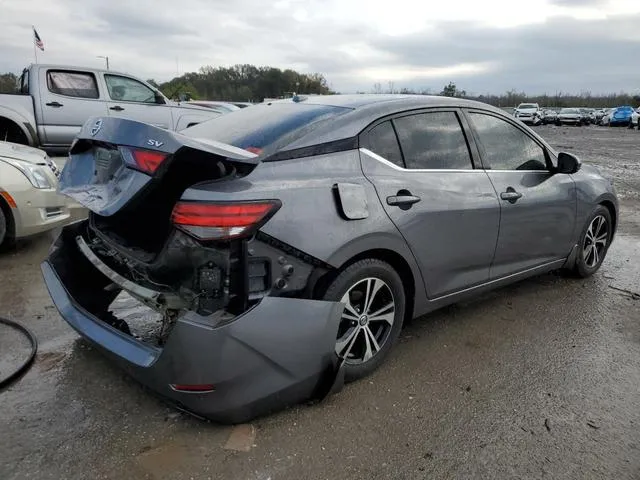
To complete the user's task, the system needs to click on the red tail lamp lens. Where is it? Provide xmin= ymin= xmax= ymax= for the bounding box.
xmin=131 ymin=149 xmax=168 ymax=174
xmin=171 ymin=201 xmax=281 ymax=240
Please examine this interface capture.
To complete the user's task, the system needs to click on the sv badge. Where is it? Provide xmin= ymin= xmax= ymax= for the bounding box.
xmin=147 ymin=139 xmax=164 ymax=148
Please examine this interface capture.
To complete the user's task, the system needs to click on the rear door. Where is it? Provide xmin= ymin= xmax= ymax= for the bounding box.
xmin=464 ymin=110 xmax=576 ymax=278
xmin=360 ymin=110 xmax=501 ymax=299
xmin=103 ymin=73 xmax=174 ymax=130
xmin=39 ymin=69 xmax=109 ymax=147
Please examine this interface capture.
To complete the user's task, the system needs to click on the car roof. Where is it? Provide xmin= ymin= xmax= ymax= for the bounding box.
xmin=271 ymin=94 xmax=509 ymax=152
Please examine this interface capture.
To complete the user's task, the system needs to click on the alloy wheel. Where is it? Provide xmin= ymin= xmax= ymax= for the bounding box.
xmin=583 ymin=215 xmax=608 ymax=268
xmin=335 ymin=277 xmax=396 ymax=364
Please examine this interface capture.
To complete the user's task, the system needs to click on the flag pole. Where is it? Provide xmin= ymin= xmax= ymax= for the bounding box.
xmin=32 ymin=25 xmax=38 ymax=64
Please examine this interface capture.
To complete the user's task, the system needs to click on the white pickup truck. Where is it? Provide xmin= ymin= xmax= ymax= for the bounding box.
xmin=0 ymin=64 xmax=221 ymax=155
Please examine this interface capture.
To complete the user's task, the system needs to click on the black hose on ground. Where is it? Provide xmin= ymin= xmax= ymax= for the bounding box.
xmin=0 ymin=317 xmax=38 ymax=391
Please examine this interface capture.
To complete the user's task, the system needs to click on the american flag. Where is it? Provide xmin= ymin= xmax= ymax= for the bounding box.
xmin=33 ymin=27 xmax=44 ymax=51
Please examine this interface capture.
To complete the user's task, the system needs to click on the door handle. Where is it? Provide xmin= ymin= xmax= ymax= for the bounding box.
xmin=110 ymin=106 xmax=125 ymax=111
xmin=500 ymin=187 xmax=523 ymax=203
xmin=45 ymin=101 xmax=63 ymax=108
xmin=387 ymin=194 xmax=421 ymax=208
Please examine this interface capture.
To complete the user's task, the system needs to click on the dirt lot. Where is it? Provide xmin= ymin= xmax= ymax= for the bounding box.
xmin=1 ymin=125 xmax=639 ymax=480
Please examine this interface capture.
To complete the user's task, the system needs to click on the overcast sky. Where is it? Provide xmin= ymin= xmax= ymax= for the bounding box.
xmin=1 ymin=0 xmax=639 ymax=95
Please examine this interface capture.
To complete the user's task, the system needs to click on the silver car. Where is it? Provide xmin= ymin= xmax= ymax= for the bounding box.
xmin=0 ymin=141 xmax=84 ymax=249
xmin=43 ymin=95 xmax=618 ymax=423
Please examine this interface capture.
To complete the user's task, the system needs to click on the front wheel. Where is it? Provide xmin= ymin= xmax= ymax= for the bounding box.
xmin=322 ymin=259 xmax=405 ymax=382
xmin=572 ymin=205 xmax=613 ymax=278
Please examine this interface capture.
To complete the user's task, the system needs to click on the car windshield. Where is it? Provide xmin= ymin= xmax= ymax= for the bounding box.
xmin=518 ymin=104 xmax=537 ymax=109
xmin=182 ymin=101 xmax=352 ymax=156
xmin=561 ymin=108 xmax=579 ymax=114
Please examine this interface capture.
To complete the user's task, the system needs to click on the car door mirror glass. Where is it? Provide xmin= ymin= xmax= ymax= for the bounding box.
xmin=557 ymin=152 xmax=581 ymax=174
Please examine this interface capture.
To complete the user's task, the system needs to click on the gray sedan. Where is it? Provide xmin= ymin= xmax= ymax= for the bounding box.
xmin=43 ymin=95 xmax=618 ymax=423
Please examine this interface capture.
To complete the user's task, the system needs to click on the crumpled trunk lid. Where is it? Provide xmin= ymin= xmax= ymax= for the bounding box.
xmin=59 ymin=116 xmax=259 ymax=217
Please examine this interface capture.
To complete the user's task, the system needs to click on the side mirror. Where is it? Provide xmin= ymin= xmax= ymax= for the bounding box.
xmin=557 ymin=152 xmax=581 ymax=174
xmin=154 ymin=92 xmax=166 ymax=104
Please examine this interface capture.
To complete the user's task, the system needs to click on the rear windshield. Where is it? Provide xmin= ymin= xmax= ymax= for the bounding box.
xmin=182 ymin=102 xmax=351 ymax=157
xmin=518 ymin=104 xmax=537 ymax=109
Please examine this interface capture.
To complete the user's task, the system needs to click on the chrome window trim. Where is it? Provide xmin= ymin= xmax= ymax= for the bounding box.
xmin=359 ymin=148 xmax=480 ymax=173
xmin=359 ymin=148 xmax=549 ymax=174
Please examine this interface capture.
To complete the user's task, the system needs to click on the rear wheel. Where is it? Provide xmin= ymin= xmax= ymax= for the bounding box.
xmin=322 ymin=259 xmax=405 ymax=382
xmin=572 ymin=205 xmax=612 ymax=278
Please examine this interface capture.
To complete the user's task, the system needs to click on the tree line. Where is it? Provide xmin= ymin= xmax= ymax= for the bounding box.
xmin=150 ymin=64 xmax=333 ymax=102
xmin=376 ymin=81 xmax=640 ymax=109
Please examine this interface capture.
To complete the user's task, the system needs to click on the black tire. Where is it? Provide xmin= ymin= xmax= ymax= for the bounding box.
xmin=322 ymin=259 xmax=405 ymax=382
xmin=0 ymin=204 xmax=15 ymax=252
xmin=0 ymin=207 xmax=6 ymax=248
xmin=572 ymin=205 xmax=613 ymax=278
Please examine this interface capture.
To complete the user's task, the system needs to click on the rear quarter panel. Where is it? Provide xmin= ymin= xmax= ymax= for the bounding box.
xmin=180 ymin=150 xmax=429 ymax=317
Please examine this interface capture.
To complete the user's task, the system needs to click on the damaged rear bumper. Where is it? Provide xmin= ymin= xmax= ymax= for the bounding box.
xmin=41 ymin=224 xmax=344 ymax=424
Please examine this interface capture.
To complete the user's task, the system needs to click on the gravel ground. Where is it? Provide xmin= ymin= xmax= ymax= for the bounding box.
xmin=1 ymin=125 xmax=639 ymax=480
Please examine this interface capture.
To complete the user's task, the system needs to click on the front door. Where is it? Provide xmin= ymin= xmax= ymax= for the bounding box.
xmin=360 ymin=110 xmax=501 ymax=299
xmin=39 ymin=69 xmax=109 ymax=147
xmin=103 ymin=74 xmax=174 ymax=130
xmin=465 ymin=110 xmax=577 ymax=278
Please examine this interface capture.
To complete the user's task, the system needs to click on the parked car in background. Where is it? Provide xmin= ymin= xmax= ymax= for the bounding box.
xmin=608 ymin=106 xmax=635 ymax=126
xmin=629 ymin=108 xmax=639 ymax=130
xmin=0 ymin=141 xmax=84 ymax=249
xmin=599 ymin=108 xmax=615 ymax=126
xmin=0 ymin=64 xmax=222 ymax=155
xmin=556 ymin=108 xmax=583 ymax=126
xmin=580 ymin=108 xmax=596 ymax=125
xmin=541 ymin=109 xmax=558 ymax=125
xmin=594 ymin=109 xmax=608 ymax=124
xmin=44 ymin=95 xmax=617 ymax=423
xmin=513 ymin=102 xmax=542 ymax=125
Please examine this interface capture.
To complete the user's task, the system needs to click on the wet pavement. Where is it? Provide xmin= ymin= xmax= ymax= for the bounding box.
xmin=1 ymin=125 xmax=639 ymax=480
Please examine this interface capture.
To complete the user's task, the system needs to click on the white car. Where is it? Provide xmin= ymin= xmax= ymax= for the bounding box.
xmin=0 ymin=141 xmax=85 ymax=249
xmin=631 ymin=107 xmax=639 ymax=129
xmin=513 ymin=103 xmax=542 ymax=125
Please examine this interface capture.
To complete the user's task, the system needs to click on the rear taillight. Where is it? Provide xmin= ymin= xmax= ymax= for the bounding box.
xmin=120 ymin=147 xmax=168 ymax=174
xmin=171 ymin=200 xmax=281 ymax=240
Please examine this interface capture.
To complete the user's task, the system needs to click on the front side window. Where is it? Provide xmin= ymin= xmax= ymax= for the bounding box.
xmin=104 ymin=75 xmax=156 ymax=103
xmin=392 ymin=111 xmax=473 ymax=170
xmin=47 ymin=70 xmax=99 ymax=99
xmin=360 ymin=121 xmax=404 ymax=167
xmin=468 ymin=112 xmax=548 ymax=171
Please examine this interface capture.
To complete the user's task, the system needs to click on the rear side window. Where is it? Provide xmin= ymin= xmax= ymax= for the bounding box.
xmin=360 ymin=121 xmax=404 ymax=167
xmin=47 ymin=70 xmax=99 ymax=99
xmin=467 ymin=112 xmax=547 ymax=171
xmin=393 ymin=112 xmax=473 ymax=170
xmin=182 ymin=102 xmax=351 ymax=157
